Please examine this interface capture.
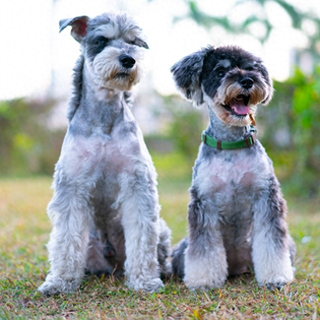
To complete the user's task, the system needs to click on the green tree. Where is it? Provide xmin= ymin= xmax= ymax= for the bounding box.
xmin=177 ymin=0 xmax=320 ymax=58
xmin=0 ymin=98 xmax=64 ymax=176
xmin=257 ymin=67 xmax=320 ymax=197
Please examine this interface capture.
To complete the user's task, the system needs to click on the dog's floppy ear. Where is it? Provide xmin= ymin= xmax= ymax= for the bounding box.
xmin=170 ymin=48 xmax=207 ymax=107
xmin=260 ymin=63 xmax=274 ymax=105
xmin=59 ymin=16 xmax=89 ymax=43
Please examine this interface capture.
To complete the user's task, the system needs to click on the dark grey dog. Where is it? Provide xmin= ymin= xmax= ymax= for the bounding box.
xmin=38 ymin=13 xmax=171 ymax=295
xmin=170 ymin=46 xmax=295 ymax=290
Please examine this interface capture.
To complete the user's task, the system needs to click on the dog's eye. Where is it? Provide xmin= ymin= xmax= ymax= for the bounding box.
xmin=246 ymin=66 xmax=255 ymax=71
xmin=217 ymin=71 xmax=225 ymax=78
xmin=95 ymin=37 xmax=109 ymax=47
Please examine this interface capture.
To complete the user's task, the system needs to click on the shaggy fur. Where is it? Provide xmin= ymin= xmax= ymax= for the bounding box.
xmin=170 ymin=46 xmax=295 ymax=290
xmin=38 ymin=13 xmax=171 ymax=295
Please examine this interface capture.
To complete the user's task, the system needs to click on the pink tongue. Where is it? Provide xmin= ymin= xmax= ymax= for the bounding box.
xmin=229 ymin=98 xmax=249 ymax=115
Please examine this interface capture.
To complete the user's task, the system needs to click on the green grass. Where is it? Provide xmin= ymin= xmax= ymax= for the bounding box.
xmin=0 ymin=153 xmax=320 ymax=319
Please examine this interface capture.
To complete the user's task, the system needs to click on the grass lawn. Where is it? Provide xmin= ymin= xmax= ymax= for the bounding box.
xmin=0 ymin=153 xmax=319 ymax=319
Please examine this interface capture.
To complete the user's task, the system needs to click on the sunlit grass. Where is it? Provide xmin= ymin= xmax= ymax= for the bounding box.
xmin=0 ymin=156 xmax=319 ymax=319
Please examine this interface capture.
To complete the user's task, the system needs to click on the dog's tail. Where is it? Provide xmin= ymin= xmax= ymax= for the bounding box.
xmin=171 ymin=237 xmax=188 ymax=279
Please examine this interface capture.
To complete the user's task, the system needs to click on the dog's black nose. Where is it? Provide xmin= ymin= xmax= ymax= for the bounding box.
xmin=119 ymin=54 xmax=136 ymax=69
xmin=240 ymin=77 xmax=254 ymax=89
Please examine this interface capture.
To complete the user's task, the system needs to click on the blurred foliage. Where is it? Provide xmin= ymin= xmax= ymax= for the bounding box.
xmin=258 ymin=66 xmax=320 ymax=198
xmin=177 ymin=0 xmax=320 ymax=58
xmin=0 ymin=98 xmax=64 ymax=176
xmin=161 ymin=94 xmax=205 ymax=162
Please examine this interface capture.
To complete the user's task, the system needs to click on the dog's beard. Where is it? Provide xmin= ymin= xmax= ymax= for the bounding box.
xmin=207 ymin=77 xmax=269 ymax=127
xmin=91 ymin=47 xmax=144 ymax=91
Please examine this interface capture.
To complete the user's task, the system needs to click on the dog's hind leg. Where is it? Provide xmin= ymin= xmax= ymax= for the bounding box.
xmin=252 ymin=177 xmax=295 ymax=290
xmin=85 ymin=235 xmax=116 ymax=278
xmin=288 ymin=234 xmax=296 ymax=266
xmin=171 ymin=237 xmax=188 ymax=279
xmin=157 ymin=218 xmax=172 ymax=279
xmin=183 ymin=187 xmax=228 ymax=290
xmin=38 ymin=180 xmax=91 ymax=295
xmin=117 ymin=168 xmax=164 ymax=293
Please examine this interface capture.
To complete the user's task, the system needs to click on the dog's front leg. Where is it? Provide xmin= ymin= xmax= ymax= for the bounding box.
xmin=118 ymin=171 xmax=164 ymax=293
xmin=252 ymin=178 xmax=295 ymax=290
xmin=184 ymin=192 xmax=228 ymax=290
xmin=38 ymin=184 xmax=91 ymax=295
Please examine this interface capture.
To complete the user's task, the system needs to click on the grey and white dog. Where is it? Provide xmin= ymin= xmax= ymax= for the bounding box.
xmin=38 ymin=13 xmax=171 ymax=295
xmin=170 ymin=46 xmax=296 ymax=290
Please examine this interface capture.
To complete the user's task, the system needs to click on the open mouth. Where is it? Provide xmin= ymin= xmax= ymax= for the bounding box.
xmin=222 ymin=94 xmax=250 ymax=116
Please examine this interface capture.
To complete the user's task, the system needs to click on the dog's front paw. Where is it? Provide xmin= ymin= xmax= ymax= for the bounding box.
xmin=142 ymin=278 xmax=164 ymax=293
xmin=185 ymin=279 xmax=225 ymax=291
xmin=255 ymin=257 xmax=295 ymax=290
xmin=184 ymin=271 xmax=226 ymax=291
xmin=38 ymin=280 xmax=62 ymax=296
xmin=38 ymin=278 xmax=80 ymax=296
xmin=127 ymin=277 xmax=164 ymax=293
xmin=266 ymin=282 xmax=287 ymax=291
xmin=184 ymin=266 xmax=227 ymax=291
xmin=257 ymin=273 xmax=294 ymax=291
xmin=187 ymin=284 xmax=214 ymax=291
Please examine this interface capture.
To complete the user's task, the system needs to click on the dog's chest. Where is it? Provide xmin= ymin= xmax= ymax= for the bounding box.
xmin=57 ymin=120 xmax=152 ymax=201
xmin=195 ymin=148 xmax=270 ymax=215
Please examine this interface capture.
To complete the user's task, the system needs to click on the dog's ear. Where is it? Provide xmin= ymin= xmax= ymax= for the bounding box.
xmin=170 ymin=49 xmax=207 ymax=107
xmin=59 ymin=16 xmax=89 ymax=43
xmin=260 ymin=63 xmax=274 ymax=105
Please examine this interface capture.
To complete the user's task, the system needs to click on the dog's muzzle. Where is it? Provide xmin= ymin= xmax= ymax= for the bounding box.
xmin=222 ymin=76 xmax=255 ymax=116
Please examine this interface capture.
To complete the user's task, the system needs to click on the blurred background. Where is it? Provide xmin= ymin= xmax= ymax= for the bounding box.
xmin=1 ymin=0 xmax=320 ymax=201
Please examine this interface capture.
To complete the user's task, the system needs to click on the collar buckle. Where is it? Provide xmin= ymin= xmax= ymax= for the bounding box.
xmin=202 ymin=132 xmax=207 ymax=144
xmin=244 ymin=135 xmax=253 ymax=147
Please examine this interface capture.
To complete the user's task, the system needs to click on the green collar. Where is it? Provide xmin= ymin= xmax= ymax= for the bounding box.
xmin=201 ymin=125 xmax=257 ymax=150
